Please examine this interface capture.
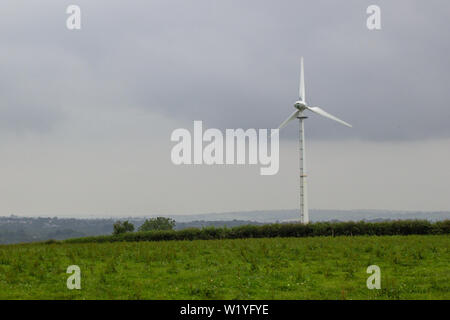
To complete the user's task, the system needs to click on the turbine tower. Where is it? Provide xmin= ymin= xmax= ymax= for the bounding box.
xmin=276 ymin=57 xmax=352 ymax=224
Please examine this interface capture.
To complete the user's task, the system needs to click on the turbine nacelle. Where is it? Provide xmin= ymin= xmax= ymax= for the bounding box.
xmin=294 ymin=100 xmax=306 ymax=110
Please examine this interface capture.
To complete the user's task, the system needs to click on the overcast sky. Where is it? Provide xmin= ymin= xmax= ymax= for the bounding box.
xmin=1 ymin=1 xmax=449 ymax=217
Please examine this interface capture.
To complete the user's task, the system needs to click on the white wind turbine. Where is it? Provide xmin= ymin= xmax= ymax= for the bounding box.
xmin=275 ymin=57 xmax=352 ymax=224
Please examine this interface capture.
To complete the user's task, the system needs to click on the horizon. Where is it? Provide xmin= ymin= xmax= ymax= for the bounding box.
xmin=3 ymin=208 xmax=450 ymax=220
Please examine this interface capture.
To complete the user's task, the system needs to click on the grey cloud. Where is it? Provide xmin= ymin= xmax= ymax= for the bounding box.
xmin=0 ymin=0 xmax=449 ymax=140
xmin=0 ymin=1 xmax=449 ymax=216
xmin=0 ymin=102 xmax=62 ymax=134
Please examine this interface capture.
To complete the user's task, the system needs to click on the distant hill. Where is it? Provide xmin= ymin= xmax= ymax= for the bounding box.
xmin=166 ymin=209 xmax=450 ymax=223
xmin=0 ymin=209 xmax=449 ymax=244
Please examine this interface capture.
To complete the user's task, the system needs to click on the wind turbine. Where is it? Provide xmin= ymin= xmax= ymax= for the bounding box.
xmin=275 ymin=57 xmax=352 ymax=224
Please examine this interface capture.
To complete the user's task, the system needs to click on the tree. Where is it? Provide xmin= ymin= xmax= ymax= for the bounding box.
xmin=113 ymin=220 xmax=135 ymax=235
xmin=139 ymin=217 xmax=176 ymax=232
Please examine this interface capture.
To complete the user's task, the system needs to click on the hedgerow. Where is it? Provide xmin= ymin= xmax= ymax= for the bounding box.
xmin=60 ymin=220 xmax=450 ymax=244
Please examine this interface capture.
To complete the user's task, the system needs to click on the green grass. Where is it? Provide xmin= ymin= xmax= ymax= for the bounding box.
xmin=0 ymin=235 xmax=448 ymax=299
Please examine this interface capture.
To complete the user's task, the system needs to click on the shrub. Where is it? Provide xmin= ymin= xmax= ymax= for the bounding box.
xmin=113 ymin=220 xmax=135 ymax=235
xmin=43 ymin=239 xmax=60 ymax=245
xmin=139 ymin=217 xmax=176 ymax=232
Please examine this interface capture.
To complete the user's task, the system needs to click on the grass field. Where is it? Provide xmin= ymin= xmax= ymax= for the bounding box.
xmin=0 ymin=235 xmax=448 ymax=299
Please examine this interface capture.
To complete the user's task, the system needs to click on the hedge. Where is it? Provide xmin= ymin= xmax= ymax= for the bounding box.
xmin=61 ymin=220 xmax=450 ymax=244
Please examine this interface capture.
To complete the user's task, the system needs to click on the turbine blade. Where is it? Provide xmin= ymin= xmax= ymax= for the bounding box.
xmin=277 ymin=109 xmax=300 ymax=130
xmin=307 ymin=106 xmax=352 ymax=128
xmin=299 ymin=57 xmax=305 ymax=102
